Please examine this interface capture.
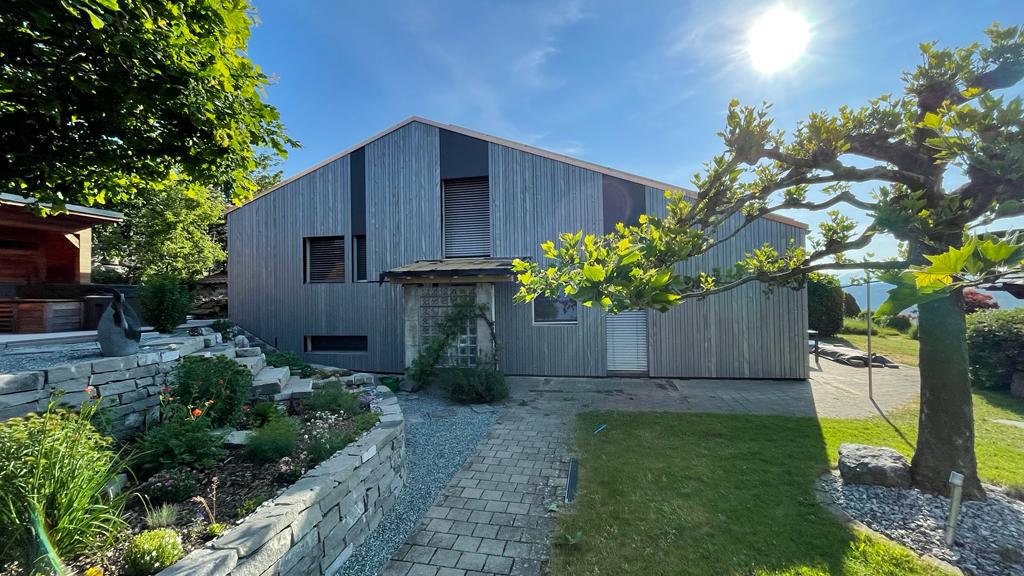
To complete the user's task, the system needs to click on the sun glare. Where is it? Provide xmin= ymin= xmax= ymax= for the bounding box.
xmin=748 ymin=5 xmax=810 ymax=74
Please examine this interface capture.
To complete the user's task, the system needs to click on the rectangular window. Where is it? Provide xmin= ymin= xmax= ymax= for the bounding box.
xmin=305 ymin=335 xmax=368 ymax=352
xmin=304 ymin=236 xmax=345 ymax=283
xmin=533 ymin=294 xmax=578 ymax=325
xmin=353 ymin=235 xmax=368 ymax=281
xmin=443 ymin=177 xmax=490 ymax=258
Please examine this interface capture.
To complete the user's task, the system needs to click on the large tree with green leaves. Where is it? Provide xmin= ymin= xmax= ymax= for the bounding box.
xmin=0 ymin=0 xmax=295 ymax=212
xmin=514 ymin=24 xmax=1024 ymax=500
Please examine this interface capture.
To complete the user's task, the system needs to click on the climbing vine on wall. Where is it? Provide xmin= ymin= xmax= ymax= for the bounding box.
xmin=407 ymin=300 xmax=496 ymax=386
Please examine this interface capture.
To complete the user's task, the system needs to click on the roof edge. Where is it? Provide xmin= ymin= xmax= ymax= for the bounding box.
xmin=0 ymin=193 xmax=123 ymax=222
xmin=230 ymin=116 xmax=808 ymax=230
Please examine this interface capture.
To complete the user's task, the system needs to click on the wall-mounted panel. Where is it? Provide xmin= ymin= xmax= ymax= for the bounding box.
xmin=490 ymin=144 xmax=605 ymax=376
xmin=644 ymin=186 xmax=809 ymax=379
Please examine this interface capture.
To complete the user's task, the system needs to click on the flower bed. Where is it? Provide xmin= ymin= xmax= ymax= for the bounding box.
xmin=0 ymin=351 xmax=404 ymax=576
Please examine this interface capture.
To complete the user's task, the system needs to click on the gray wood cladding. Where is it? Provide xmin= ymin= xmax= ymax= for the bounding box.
xmin=643 ymin=186 xmax=809 ymax=379
xmin=229 ymin=120 xmax=808 ymax=379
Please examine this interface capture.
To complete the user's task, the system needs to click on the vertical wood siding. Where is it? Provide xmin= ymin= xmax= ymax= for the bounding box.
xmin=490 ymin=144 xmax=606 ymax=376
xmin=643 ymin=186 xmax=809 ymax=379
xmin=228 ymin=121 xmax=442 ymax=373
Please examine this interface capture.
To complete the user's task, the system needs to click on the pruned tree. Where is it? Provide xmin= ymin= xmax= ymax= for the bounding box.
xmin=962 ymin=288 xmax=1000 ymax=314
xmin=513 ymin=24 xmax=1024 ymax=500
xmin=0 ymin=0 xmax=296 ymax=212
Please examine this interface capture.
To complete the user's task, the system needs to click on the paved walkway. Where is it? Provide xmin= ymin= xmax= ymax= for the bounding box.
xmin=383 ymin=407 xmax=569 ymax=576
xmin=381 ymin=357 xmax=918 ymax=575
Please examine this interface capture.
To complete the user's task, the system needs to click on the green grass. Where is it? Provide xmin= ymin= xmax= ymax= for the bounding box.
xmin=554 ymin=412 xmax=951 ymax=575
xmin=820 ymin=391 xmax=1024 ymax=492
xmin=552 ymin=395 xmax=1024 ymax=576
xmin=824 ymin=321 xmax=920 ymax=367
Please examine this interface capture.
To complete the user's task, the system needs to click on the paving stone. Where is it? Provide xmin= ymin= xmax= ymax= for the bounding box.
xmin=454 ymin=552 xmax=487 ymax=571
xmin=429 ymin=548 xmax=462 ymax=568
xmin=483 ymin=555 xmax=514 ymax=574
xmin=404 ymin=545 xmax=436 ymax=564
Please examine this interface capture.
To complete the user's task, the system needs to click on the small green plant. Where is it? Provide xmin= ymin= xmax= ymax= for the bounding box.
xmin=265 ymin=351 xmax=312 ymax=376
xmin=236 ymin=494 xmax=270 ymax=518
xmin=249 ymin=401 xmax=281 ymax=428
xmin=245 ymin=418 xmax=299 ymax=463
xmin=135 ymin=404 xmax=226 ymax=473
xmin=139 ymin=277 xmax=193 ymax=333
xmin=0 ymin=393 xmax=127 ymax=570
xmin=553 ymin=530 xmax=584 ymax=547
xmin=143 ymin=501 xmax=180 ymax=529
xmin=142 ymin=468 xmax=197 ymax=504
xmin=172 ymin=355 xmax=253 ymax=427
xmin=192 ymin=476 xmax=223 ymax=537
xmin=206 ymin=522 xmax=226 ymax=537
xmin=441 ymin=366 xmax=509 ymax=404
xmin=966 ymin=309 xmax=1024 ymax=390
xmin=303 ymin=382 xmax=364 ymax=414
xmin=211 ymin=318 xmax=233 ymax=340
xmin=124 ymin=529 xmax=184 ymax=576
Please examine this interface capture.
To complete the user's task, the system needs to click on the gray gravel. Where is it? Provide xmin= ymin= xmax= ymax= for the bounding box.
xmin=337 ymin=391 xmax=501 ymax=576
xmin=0 ymin=341 xmax=104 ymax=373
xmin=820 ymin=472 xmax=1024 ymax=575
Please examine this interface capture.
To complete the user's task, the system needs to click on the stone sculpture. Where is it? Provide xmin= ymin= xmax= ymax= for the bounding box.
xmin=97 ymin=288 xmax=143 ymax=356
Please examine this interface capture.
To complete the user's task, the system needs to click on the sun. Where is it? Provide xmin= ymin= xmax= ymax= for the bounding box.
xmin=748 ymin=5 xmax=810 ymax=74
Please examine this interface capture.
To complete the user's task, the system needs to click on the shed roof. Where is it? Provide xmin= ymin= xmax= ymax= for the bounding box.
xmin=382 ymin=258 xmax=516 ymax=283
xmin=231 ymin=117 xmax=807 ymax=230
xmin=0 ymin=193 xmax=123 ymax=223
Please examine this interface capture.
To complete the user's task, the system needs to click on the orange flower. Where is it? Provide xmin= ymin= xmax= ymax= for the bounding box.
xmin=192 ymin=408 xmax=202 ymax=418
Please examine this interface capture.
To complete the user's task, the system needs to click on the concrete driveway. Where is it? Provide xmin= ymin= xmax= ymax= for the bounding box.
xmin=506 ymin=355 xmax=921 ymax=419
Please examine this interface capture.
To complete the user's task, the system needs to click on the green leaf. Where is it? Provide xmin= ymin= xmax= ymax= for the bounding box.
xmin=920 ymin=112 xmax=942 ymax=129
xmin=650 ymin=269 xmax=672 ymax=288
xmin=876 ymin=272 xmax=952 ymax=316
xmin=83 ymin=7 xmax=104 ymax=28
xmin=914 ymin=245 xmax=972 ymax=288
xmin=977 ymin=239 xmax=1019 ymax=264
xmin=583 ymin=263 xmax=606 ymax=282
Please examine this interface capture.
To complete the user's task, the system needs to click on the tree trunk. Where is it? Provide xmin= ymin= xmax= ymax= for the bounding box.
xmin=910 ymin=289 xmax=986 ymax=500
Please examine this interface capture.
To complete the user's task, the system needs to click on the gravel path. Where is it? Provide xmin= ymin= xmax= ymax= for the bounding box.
xmin=0 ymin=342 xmax=104 ymax=374
xmin=338 ymin=392 xmax=501 ymax=576
xmin=819 ymin=472 xmax=1024 ymax=576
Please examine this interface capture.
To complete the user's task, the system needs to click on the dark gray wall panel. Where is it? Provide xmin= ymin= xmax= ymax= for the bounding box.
xmin=643 ymin=186 xmax=809 ymax=379
xmin=490 ymin=144 xmax=606 ymax=376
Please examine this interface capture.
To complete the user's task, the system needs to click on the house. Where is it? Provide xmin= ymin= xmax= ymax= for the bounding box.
xmin=227 ymin=118 xmax=809 ymax=379
xmin=0 ymin=193 xmax=123 ymax=332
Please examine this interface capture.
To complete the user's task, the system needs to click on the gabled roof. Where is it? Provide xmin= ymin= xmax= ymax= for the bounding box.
xmin=382 ymin=258 xmax=516 ymax=283
xmin=234 ymin=116 xmax=806 ymax=229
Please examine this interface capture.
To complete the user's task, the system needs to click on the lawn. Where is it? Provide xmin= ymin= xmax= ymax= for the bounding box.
xmin=552 ymin=392 xmax=1024 ymax=576
xmin=823 ymin=320 xmax=920 ymax=367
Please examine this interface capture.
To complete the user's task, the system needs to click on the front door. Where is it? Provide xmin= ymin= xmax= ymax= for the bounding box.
xmin=606 ymin=310 xmax=648 ymax=374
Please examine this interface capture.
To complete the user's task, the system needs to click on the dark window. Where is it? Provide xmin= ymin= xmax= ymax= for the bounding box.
xmin=353 ymin=235 xmax=368 ymax=281
xmin=533 ymin=295 xmax=578 ymax=324
xmin=304 ymin=236 xmax=345 ymax=283
xmin=443 ymin=177 xmax=490 ymax=258
xmin=602 ymin=174 xmax=646 ymax=233
xmin=305 ymin=335 xmax=368 ymax=352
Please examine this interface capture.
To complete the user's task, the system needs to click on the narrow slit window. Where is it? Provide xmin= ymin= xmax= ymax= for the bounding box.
xmin=353 ymin=235 xmax=368 ymax=281
xmin=305 ymin=335 xmax=368 ymax=352
xmin=304 ymin=236 xmax=345 ymax=283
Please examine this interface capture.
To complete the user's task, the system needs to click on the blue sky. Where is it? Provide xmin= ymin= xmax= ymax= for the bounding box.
xmin=248 ymin=0 xmax=1021 ymax=259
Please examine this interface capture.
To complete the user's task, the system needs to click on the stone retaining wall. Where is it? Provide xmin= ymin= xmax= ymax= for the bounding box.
xmin=0 ymin=334 xmax=215 ymax=436
xmin=159 ymin=386 xmax=406 ymax=576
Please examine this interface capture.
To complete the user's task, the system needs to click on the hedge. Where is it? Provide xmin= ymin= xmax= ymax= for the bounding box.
xmin=966 ymin=309 xmax=1024 ymax=390
xmin=807 ymin=273 xmax=844 ymax=337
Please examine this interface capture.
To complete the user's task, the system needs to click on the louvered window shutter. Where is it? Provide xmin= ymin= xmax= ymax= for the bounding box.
xmin=443 ymin=178 xmax=490 ymax=258
xmin=305 ymin=237 xmax=345 ymax=283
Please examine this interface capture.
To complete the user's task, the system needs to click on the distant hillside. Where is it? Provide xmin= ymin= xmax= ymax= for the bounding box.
xmin=841 ymin=282 xmax=1021 ymax=312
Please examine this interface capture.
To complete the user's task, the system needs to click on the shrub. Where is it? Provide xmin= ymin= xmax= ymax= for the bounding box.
xmin=840 ymin=317 xmax=879 ymax=336
xmin=966 ymin=309 xmax=1024 ymax=390
xmin=265 ymin=351 xmax=312 ymax=376
xmin=963 ymin=288 xmax=1000 ymax=314
xmin=245 ymin=418 xmax=299 ymax=463
xmin=142 ymin=468 xmax=197 ymax=504
xmin=249 ymin=401 xmax=282 ymax=428
xmin=441 ymin=366 xmax=509 ymax=404
xmin=842 ymin=291 xmax=861 ymax=317
xmin=807 ymin=273 xmax=844 ymax=337
xmin=307 ymin=429 xmax=353 ymax=465
xmin=124 ymin=529 xmax=184 ymax=576
xmin=172 ymin=355 xmax=253 ymax=427
xmin=884 ymin=314 xmax=913 ymax=333
xmin=144 ymin=503 xmax=179 ymax=529
xmin=0 ymin=396 xmax=127 ymax=570
xmin=303 ymin=382 xmax=364 ymax=414
xmin=910 ymin=323 xmax=919 ymax=341
xmin=236 ymin=494 xmax=270 ymax=518
xmin=135 ymin=406 xmax=226 ymax=473
xmin=140 ymin=277 xmax=193 ymax=333
xmin=211 ymin=318 xmax=234 ymax=340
